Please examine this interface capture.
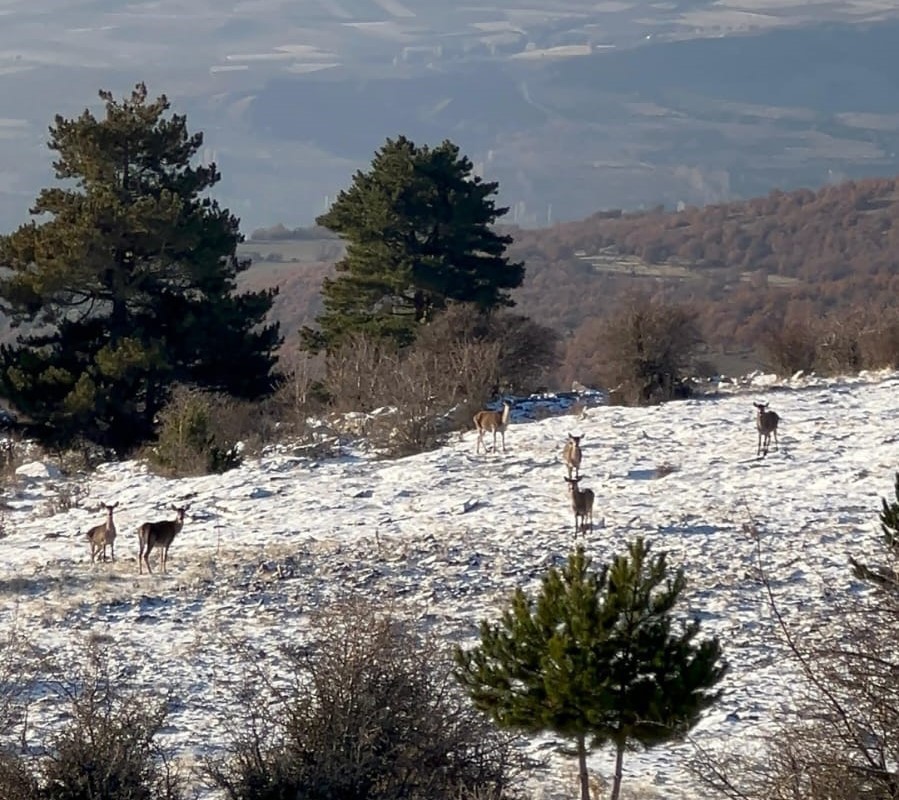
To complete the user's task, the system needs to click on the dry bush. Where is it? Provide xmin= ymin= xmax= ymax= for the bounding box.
xmin=267 ymin=351 xmax=327 ymax=434
xmin=691 ymin=517 xmax=899 ymax=800
xmin=815 ymin=311 xmax=866 ymax=375
xmin=415 ymin=303 xmax=559 ymax=396
xmin=323 ymin=326 xmax=505 ymax=456
xmin=322 ymin=334 xmax=396 ymax=415
xmin=38 ymin=645 xmax=184 ymax=800
xmin=204 ymin=600 xmax=528 ymax=800
xmin=366 ymin=339 xmax=503 ymax=456
xmin=761 ymin=316 xmax=818 ymax=376
xmin=0 ymin=638 xmax=183 ymax=800
xmin=763 ymin=307 xmax=899 ymax=378
xmin=0 ymin=433 xmax=37 ymax=487
xmin=859 ymin=308 xmax=899 ymax=369
xmin=585 ymin=294 xmax=702 ymax=405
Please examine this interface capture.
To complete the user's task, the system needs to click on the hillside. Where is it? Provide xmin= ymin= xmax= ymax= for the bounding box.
xmin=1 ymin=370 xmax=898 ymax=797
xmin=242 ymin=174 xmax=899 ymax=373
xmin=509 ymin=175 xmax=899 ymax=348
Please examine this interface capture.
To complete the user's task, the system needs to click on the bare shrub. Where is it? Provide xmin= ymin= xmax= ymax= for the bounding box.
xmin=815 ymin=311 xmax=865 ymax=375
xmin=859 ymin=308 xmax=899 ymax=369
xmin=323 ymin=327 xmax=504 ymax=456
xmin=267 ymin=350 xmax=327 ymax=437
xmin=37 ymin=645 xmax=185 ymax=800
xmin=365 ymin=339 xmax=502 ymax=456
xmin=41 ymin=482 xmax=88 ymax=517
xmin=761 ymin=316 xmax=818 ymax=376
xmin=0 ymin=433 xmax=35 ymax=486
xmin=691 ymin=516 xmax=899 ymax=800
xmin=204 ymin=600 xmax=527 ymax=800
xmin=416 ymin=303 xmax=559 ymax=396
xmin=588 ymin=293 xmax=703 ymax=405
xmin=323 ymin=334 xmax=396 ymax=415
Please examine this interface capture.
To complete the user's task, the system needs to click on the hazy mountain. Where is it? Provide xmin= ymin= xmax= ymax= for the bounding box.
xmin=1 ymin=0 xmax=899 ymax=233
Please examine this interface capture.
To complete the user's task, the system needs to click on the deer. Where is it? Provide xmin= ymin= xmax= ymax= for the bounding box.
xmin=562 ymin=433 xmax=583 ymax=479
xmin=565 ymin=476 xmax=595 ymax=538
xmin=474 ymin=400 xmax=512 ymax=455
xmin=138 ymin=505 xmax=189 ymax=575
xmin=85 ymin=502 xmax=119 ymax=563
xmin=754 ymin=402 xmax=780 ymax=457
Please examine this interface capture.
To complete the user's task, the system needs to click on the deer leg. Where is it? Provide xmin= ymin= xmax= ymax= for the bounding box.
xmin=144 ymin=544 xmax=154 ymax=574
xmin=773 ymin=429 xmax=779 ymax=451
xmin=500 ymin=430 xmax=506 ymax=453
xmin=111 ymin=540 xmax=115 ymax=562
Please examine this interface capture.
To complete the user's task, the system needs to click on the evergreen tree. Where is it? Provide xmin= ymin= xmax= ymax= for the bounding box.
xmin=454 ymin=540 xmax=726 ymax=800
xmin=305 ymin=136 xmax=524 ymax=351
xmin=850 ymin=472 xmax=899 ymax=589
xmin=0 ymin=84 xmax=280 ymax=454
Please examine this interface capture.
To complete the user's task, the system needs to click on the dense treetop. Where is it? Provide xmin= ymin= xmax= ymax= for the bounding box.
xmin=0 ymin=83 xmax=280 ymax=453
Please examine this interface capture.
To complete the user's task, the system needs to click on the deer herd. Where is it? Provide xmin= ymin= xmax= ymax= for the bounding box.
xmin=473 ymin=398 xmax=782 ymax=539
xmin=79 ymin=398 xmax=781 ymax=571
xmin=83 ymin=503 xmax=189 ymax=574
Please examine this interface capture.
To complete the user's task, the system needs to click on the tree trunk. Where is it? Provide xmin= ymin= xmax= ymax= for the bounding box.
xmin=577 ymin=732 xmax=590 ymax=800
xmin=610 ymin=739 xmax=626 ymax=800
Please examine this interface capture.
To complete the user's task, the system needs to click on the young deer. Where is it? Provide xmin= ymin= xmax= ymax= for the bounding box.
xmin=474 ymin=400 xmax=512 ymax=454
xmin=85 ymin=502 xmax=119 ymax=563
xmin=754 ymin=402 xmax=780 ymax=457
xmin=138 ymin=505 xmax=188 ymax=575
xmin=562 ymin=433 xmax=583 ymax=479
xmin=565 ymin=476 xmax=594 ymax=538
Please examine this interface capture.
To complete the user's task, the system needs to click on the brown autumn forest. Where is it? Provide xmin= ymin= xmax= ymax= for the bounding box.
xmin=239 ymin=174 xmax=899 ymax=384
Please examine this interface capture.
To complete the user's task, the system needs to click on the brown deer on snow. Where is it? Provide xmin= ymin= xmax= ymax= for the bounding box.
xmin=753 ymin=402 xmax=780 ymax=457
xmin=565 ymin=476 xmax=594 ymax=538
xmin=138 ymin=505 xmax=189 ymax=575
xmin=85 ymin=502 xmax=119 ymax=563
xmin=473 ymin=400 xmax=512 ymax=454
xmin=562 ymin=433 xmax=583 ymax=479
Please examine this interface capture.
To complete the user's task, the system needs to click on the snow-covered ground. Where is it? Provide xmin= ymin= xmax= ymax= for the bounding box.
xmin=1 ymin=369 xmax=898 ymax=798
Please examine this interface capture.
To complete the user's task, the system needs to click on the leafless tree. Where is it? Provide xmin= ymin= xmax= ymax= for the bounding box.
xmin=204 ymin=599 xmax=529 ymax=800
xmin=690 ymin=514 xmax=899 ymax=800
xmin=587 ymin=293 xmax=702 ymax=405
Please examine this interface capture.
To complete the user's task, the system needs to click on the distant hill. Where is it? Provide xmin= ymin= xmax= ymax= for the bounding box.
xmin=242 ymin=174 xmax=899 ymax=374
xmin=508 ymin=175 xmax=899 ymax=348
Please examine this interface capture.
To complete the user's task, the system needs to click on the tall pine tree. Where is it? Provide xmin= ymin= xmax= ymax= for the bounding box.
xmin=0 ymin=84 xmax=280 ymax=454
xmin=305 ymin=136 xmax=524 ymax=351
xmin=455 ymin=540 xmax=726 ymax=800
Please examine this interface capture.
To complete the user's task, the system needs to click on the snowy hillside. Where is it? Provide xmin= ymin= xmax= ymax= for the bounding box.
xmin=1 ymin=369 xmax=898 ymax=797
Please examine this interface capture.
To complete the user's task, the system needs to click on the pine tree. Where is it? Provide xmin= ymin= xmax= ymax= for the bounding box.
xmin=850 ymin=472 xmax=899 ymax=589
xmin=0 ymin=84 xmax=280 ymax=454
xmin=305 ymin=136 xmax=524 ymax=351
xmin=454 ymin=540 xmax=726 ymax=800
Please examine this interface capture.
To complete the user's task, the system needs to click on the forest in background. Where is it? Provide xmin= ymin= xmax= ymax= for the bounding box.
xmin=242 ymin=174 xmax=899 ymax=381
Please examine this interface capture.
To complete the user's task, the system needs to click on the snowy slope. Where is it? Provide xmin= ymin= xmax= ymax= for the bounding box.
xmin=1 ymin=369 xmax=898 ymax=797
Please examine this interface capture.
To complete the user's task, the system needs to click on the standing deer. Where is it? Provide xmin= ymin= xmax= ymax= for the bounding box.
xmin=565 ymin=476 xmax=595 ymax=538
xmin=474 ymin=400 xmax=512 ymax=454
xmin=754 ymin=402 xmax=780 ymax=457
xmin=138 ymin=505 xmax=189 ymax=575
xmin=85 ymin=502 xmax=119 ymax=563
xmin=562 ymin=433 xmax=583 ymax=479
